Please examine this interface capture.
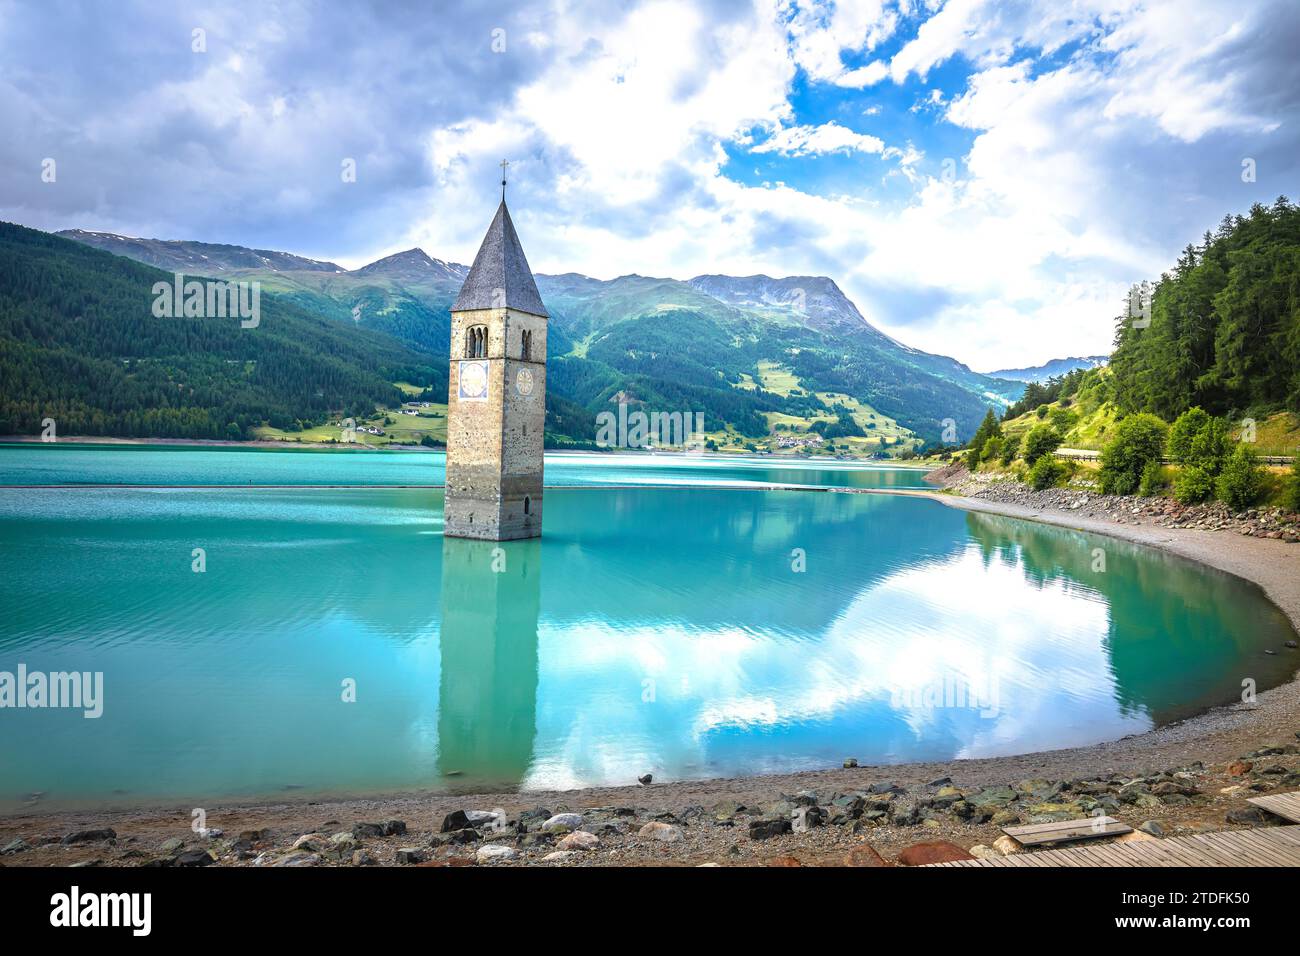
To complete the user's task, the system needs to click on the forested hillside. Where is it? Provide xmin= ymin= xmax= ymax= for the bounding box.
xmin=0 ymin=223 xmax=442 ymax=439
xmin=1110 ymin=197 xmax=1300 ymax=419
xmin=979 ymin=200 xmax=1300 ymax=514
xmin=999 ymin=198 xmax=1300 ymax=449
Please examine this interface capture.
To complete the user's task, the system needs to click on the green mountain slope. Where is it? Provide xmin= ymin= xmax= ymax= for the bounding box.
xmin=0 ymin=223 xmax=443 ymax=439
xmin=57 ymin=227 xmax=1027 ymax=447
xmin=56 ymin=229 xmax=348 ymax=274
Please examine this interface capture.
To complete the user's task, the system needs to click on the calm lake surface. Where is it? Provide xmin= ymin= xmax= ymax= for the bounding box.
xmin=0 ymin=445 xmax=1295 ymax=811
xmin=0 ymin=443 xmax=929 ymax=490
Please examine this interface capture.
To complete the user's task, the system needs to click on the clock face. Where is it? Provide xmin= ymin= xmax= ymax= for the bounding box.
xmin=458 ymin=360 xmax=489 ymax=401
xmin=515 ymin=367 xmax=535 ymax=396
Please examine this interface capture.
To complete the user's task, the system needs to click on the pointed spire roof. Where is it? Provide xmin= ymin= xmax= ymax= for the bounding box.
xmin=452 ymin=201 xmax=548 ymax=317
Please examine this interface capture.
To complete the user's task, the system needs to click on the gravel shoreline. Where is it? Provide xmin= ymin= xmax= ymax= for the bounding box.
xmin=4 ymin=470 xmax=1299 ymax=867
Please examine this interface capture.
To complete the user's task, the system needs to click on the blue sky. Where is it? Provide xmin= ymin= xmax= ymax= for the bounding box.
xmin=2 ymin=0 xmax=1297 ymax=370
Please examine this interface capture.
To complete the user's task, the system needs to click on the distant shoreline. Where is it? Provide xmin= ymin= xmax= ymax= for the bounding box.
xmin=0 ymin=435 xmax=425 ymax=451
xmin=0 ymin=435 xmax=931 ymax=468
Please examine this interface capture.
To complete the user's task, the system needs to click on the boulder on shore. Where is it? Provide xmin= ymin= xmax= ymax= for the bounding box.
xmin=476 ymin=844 xmax=517 ymax=863
xmin=896 ymin=841 xmax=976 ymax=866
xmin=638 ymin=821 xmax=685 ymax=843
xmin=991 ymin=835 xmax=1022 ymax=856
xmin=748 ymin=819 xmax=791 ymax=841
xmin=558 ymin=830 xmax=599 ymax=851
xmin=1225 ymin=807 xmax=1267 ymax=826
xmin=843 ymin=844 xmax=890 ymax=867
xmin=540 ymin=813 xmax=584 ymax=834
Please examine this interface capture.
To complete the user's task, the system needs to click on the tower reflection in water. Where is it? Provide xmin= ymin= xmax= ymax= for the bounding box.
xmin=437 ymin=536 xmax=541 ymax=790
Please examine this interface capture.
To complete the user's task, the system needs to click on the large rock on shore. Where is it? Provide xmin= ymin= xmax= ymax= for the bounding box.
xmin=792 ymin=806 xmax=826 ymax=833
xmin=541 ymin=813 xmax=584 ymax=834
xmin=968 ymin=786 xmax=1017 ymax=808
xmin=748 ymin=819 xmax=791 ymax=840
xmin=353 ymin=819 xmax=407 ymax=839
xmin=889 ymin=801 xmax=923 ymax=825
xmin=896 ymin=841 xmax=976 ymax=866
xmin=518 ymin=807 xmax=552 ymax=829
xmin=291 ymin=833 xmax=326 ymax=852
xmin=558 ymin=830 xmax=599 ymax=851
xmin=175 ymin=848 xmax=217 ymax=867
xmin=638 ymin=821 xmax=685 ymax=843
xmin=441 ymin=810 xmax=502 ymax=833
xmin=1225 ymin=807 xmax=1267 ymax=826
xmin=992 ymin=835 xmax=1022 ymax=856
xmin=844 ymin=844 xmax=891 ymax=867
xmin=712 ymin=800 xmax=742 ymax=823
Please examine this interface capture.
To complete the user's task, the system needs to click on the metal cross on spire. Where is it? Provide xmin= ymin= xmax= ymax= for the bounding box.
xmin=500 ymin=159 xmax=510 ymax=202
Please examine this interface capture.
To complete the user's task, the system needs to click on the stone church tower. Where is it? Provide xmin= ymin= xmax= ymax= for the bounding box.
xmin=444 ymin=197 xmax=548 ymax=540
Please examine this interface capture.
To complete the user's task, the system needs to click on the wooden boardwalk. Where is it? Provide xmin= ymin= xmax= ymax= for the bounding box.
xmin=927 ymin=824 xmax=1300 ymax=867
xmin=1247 ymin=792 xmax=1300 ymax=824
xmin=1002 ymin=816 xmax=1130 ymax=846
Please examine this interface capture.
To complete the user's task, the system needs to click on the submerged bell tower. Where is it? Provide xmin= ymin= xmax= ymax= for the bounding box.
xmin=444 ymin=172 xmax=548 ymax=541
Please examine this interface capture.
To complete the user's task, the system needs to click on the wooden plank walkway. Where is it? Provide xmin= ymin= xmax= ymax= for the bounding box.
xmin=927 ymin=824 xmax=1300 ymax=866
xmin=1247 ymin=792 xmax=1300 ymax=824
xmin=1002 ymin=816 xmax=1131 ymax=846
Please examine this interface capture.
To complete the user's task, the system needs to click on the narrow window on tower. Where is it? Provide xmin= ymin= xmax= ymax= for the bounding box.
xmin=521 ymin=329 xmax=532 ymax=361
xmin=464 ymin=325 xmax=487 ymax=358
xmin=524 ymin=496 xmax=531 ymax=515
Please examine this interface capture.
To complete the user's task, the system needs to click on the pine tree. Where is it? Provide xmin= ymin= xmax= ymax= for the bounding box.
xmin=967 ymin=408 xmax=1002 ymax=468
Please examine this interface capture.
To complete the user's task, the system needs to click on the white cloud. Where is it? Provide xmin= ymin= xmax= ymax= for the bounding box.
xmin=784 ymin=0 xmax=900 ymax=84
xmin=833 ymin=59 xmax=889 ymax=87
xmin=1097 ymin=1 xmax=1280 ymax=141
xmin=5 ymin=0 xmax=1297 ymax=371
xmin=408 ymin=0 xmax=1299 ymax=369
xmin=888 ymin=0 xmax=1118 ymax=83
xmin=751 ymin=120 xmax=886 ymax=156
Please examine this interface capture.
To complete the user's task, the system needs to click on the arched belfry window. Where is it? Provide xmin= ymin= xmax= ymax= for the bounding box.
xmin=521 ymin=329 xmax=532 ymax=361
xmin=465 ymin=325 xmax=487 ymax=358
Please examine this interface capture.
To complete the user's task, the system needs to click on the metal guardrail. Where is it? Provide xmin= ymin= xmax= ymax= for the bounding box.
xmin=1051 ymin=449 xmax=1101 ymax=461
xmin=1053 ymin=449 xmax=1295 ymax=465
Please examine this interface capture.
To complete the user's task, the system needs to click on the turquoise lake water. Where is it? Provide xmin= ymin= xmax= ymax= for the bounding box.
xmin=0 ymin=443 xmax=929 ymax=490
xmin=0 ymin=445 xmax=1295 ymax=811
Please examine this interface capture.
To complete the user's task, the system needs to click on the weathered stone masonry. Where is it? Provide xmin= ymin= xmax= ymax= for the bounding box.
xmin=444 ymin=201 xmax=548 ymax=541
